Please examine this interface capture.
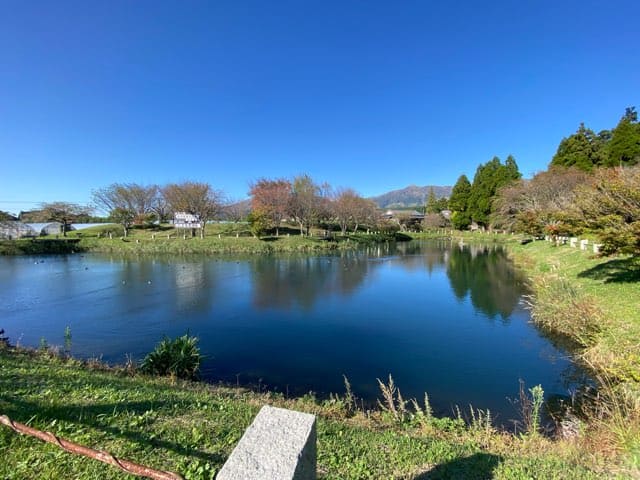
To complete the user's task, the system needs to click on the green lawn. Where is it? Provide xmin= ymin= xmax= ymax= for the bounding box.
xmin=0 ymin=348 xmax=607 ymax=479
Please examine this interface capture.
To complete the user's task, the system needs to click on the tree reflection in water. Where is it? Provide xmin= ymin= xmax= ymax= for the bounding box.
xmin=446 ymin=243 xmax=526 ymax=321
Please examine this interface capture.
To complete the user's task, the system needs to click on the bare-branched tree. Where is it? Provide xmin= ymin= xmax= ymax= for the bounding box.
xmin=38 ymin=202 xmax=92 ymax=236
xmin=162 ymin=181 xmax=223 ymax=238
xmin=249 ymin=178 xmax=291 ymax=236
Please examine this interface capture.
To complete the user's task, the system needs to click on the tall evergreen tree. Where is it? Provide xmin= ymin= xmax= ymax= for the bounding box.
xmin=550 ymin=123 xmax=609 ymax=171
xmin=424 ymin=187 xmax=439 ymax=214
xmin=467 ymin=156 xmax=521 ymax=228
xmin=449 ymin=175 xmax=472 ymax=230
xmin=468 ymin=157 xmax=500 ymax=227
xmin=502 ymin=155 xmax=522 ymax=184
xmin=607 ymin=107 xmax=640 ymax=167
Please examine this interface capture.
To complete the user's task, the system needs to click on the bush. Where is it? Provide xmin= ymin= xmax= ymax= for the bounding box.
xmin=140 ymin=334 xmax=203 ymax=380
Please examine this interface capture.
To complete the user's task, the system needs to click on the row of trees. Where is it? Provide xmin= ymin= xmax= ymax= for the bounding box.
xmin=11 ymin=182 xmax=223 ymax=238
xmin=249 ymin=175 xmax=379 ymax=237
xmin=488 ymin=107 xmax=640 ymax=255
xmin=14 ymin=107 xmax=637 ymax=250
xmin=443 ymin=106 xmax=640 ymax=256
xmin=91 ymin=182 xmax=223 ymax=238
xmin=20 ymin=177 xmax=383 ymax=239
xmin=448 ymin=155 xmax=522 ymax=230
xmin=550 ymin=107 xmax=640 ymax=170
xmin=491 ymin=165 xmax=640 ymax=255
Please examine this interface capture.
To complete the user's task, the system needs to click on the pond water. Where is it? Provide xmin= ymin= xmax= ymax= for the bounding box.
xmin=0 ymin=240 xmax=584 ymax=424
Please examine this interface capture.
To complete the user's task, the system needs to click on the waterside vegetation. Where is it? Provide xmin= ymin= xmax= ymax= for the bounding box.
xmin=423 ymin=231 xmax=640 ymax=472
xmin=0 ymin=223 xmax=409 ymax=256
xmin=508 ymin=239 xmax=640 ymax=470
xmin=0 ymin=346 xmax=612 ymax=480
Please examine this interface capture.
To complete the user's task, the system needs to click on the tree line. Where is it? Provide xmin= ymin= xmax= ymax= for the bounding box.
xmin=5 ymin=106 xmax=638 ymax=253
xmin=447 ymin=106 xmax=640 ymax=256
xmin=10 ymin=178 xmax=387 ymax=239
xmin=248 ymin=175 xmax=380 ymax=237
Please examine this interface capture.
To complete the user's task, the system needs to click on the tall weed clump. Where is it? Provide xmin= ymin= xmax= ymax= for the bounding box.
xmin=376 ymin=374 xmax=438 ymax=429
xmin=576 ymin=371 xmax=640 ymax=471
xmin=141 ymin=333 xmax=203 ymax=380
xmin=525 ymin=275 xmax=606 ymax=348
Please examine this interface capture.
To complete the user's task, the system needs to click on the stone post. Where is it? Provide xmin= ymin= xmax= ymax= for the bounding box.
xmin=217 ymin=406 xmax=316 ymax=480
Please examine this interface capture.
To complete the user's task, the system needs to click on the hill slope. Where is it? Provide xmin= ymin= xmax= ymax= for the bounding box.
xmin=370 ymin=185 xmax=452 ymax=208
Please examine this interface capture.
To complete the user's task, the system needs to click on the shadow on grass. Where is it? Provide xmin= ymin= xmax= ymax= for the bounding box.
xmin=0 ymin=396 xmax=225 ymax=465
xmin=414 ymin=453 xmax=503 ymax=479
xmin=577 ymin=256 xmax=640 ymax=283
xmin=259 ymin=236 xmax=282 ymax=242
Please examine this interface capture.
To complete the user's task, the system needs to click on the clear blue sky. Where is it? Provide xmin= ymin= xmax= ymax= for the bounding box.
xmin=1 ymin=0 xmax=638 ymax=215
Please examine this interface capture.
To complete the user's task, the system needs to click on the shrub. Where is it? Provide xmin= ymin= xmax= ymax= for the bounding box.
xmin=140 ymin=334 xmax=203 ymax=380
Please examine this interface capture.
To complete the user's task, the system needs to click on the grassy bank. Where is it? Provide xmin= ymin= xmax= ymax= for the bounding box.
xmin=0 ymin=347 xmax=609 ymax=479
xmin=409 ymin=231 xmax=640 ymax=470
xmin=506 ymin=240 xmax=640 ymax=470
xmin=508 ymin=241 xmax=640 ymax=382
xmin=1 ymin=224 xmax=407 ymax=255
xmin=0 ymin=238 xmax=83 ymax=255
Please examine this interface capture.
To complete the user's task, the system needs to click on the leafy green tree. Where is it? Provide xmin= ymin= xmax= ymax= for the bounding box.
xmin=468 ymin=159 xmax=497 ymax=227
xmin=109 ymin=207 xmax=136 ymax=237
xmin=449 ymin=175 xmax=472 ymax=230
xmin=606 ymin=107 xmax=640 ymax=167
xmin=550 ymin=123 xmax=610 ymax=171
xmin=434 ymin=196 xmax=449 ymax=212
xmin=247 ymin=209 xmax=272 ymax=238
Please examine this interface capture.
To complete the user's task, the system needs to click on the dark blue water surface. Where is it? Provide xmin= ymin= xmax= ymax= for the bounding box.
xmin=0 ymin=241 xmax=583 ymax=423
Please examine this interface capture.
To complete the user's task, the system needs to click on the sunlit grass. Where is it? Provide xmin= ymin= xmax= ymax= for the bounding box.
xmin=0 ymin=348 xmax=606 ymax=479
xmin=509 ymin=240 xmax=640 ymax=469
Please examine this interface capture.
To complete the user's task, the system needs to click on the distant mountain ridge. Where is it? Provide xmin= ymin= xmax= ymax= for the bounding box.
xmin=370 ymin=185 xmax=452 ymax=209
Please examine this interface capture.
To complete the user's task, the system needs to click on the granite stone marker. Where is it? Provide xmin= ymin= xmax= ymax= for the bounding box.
xmin=217 ymin=406 xmax=316 ymax=480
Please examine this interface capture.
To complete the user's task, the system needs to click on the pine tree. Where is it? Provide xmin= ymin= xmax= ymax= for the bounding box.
xmin=449 ymin=175 xmax=472 ymax=230
xmin=467 ymin=156 xmax=522 ymax=228
xmin=502 ymin=155 xmax=522 ymax=184
xmin=550 ymin=123 xmax=609 ymax=171
xmin=425 ymin=187 xmax=439 ymax=214
xmin=607 ymin=107 xmax=640 ymax=167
